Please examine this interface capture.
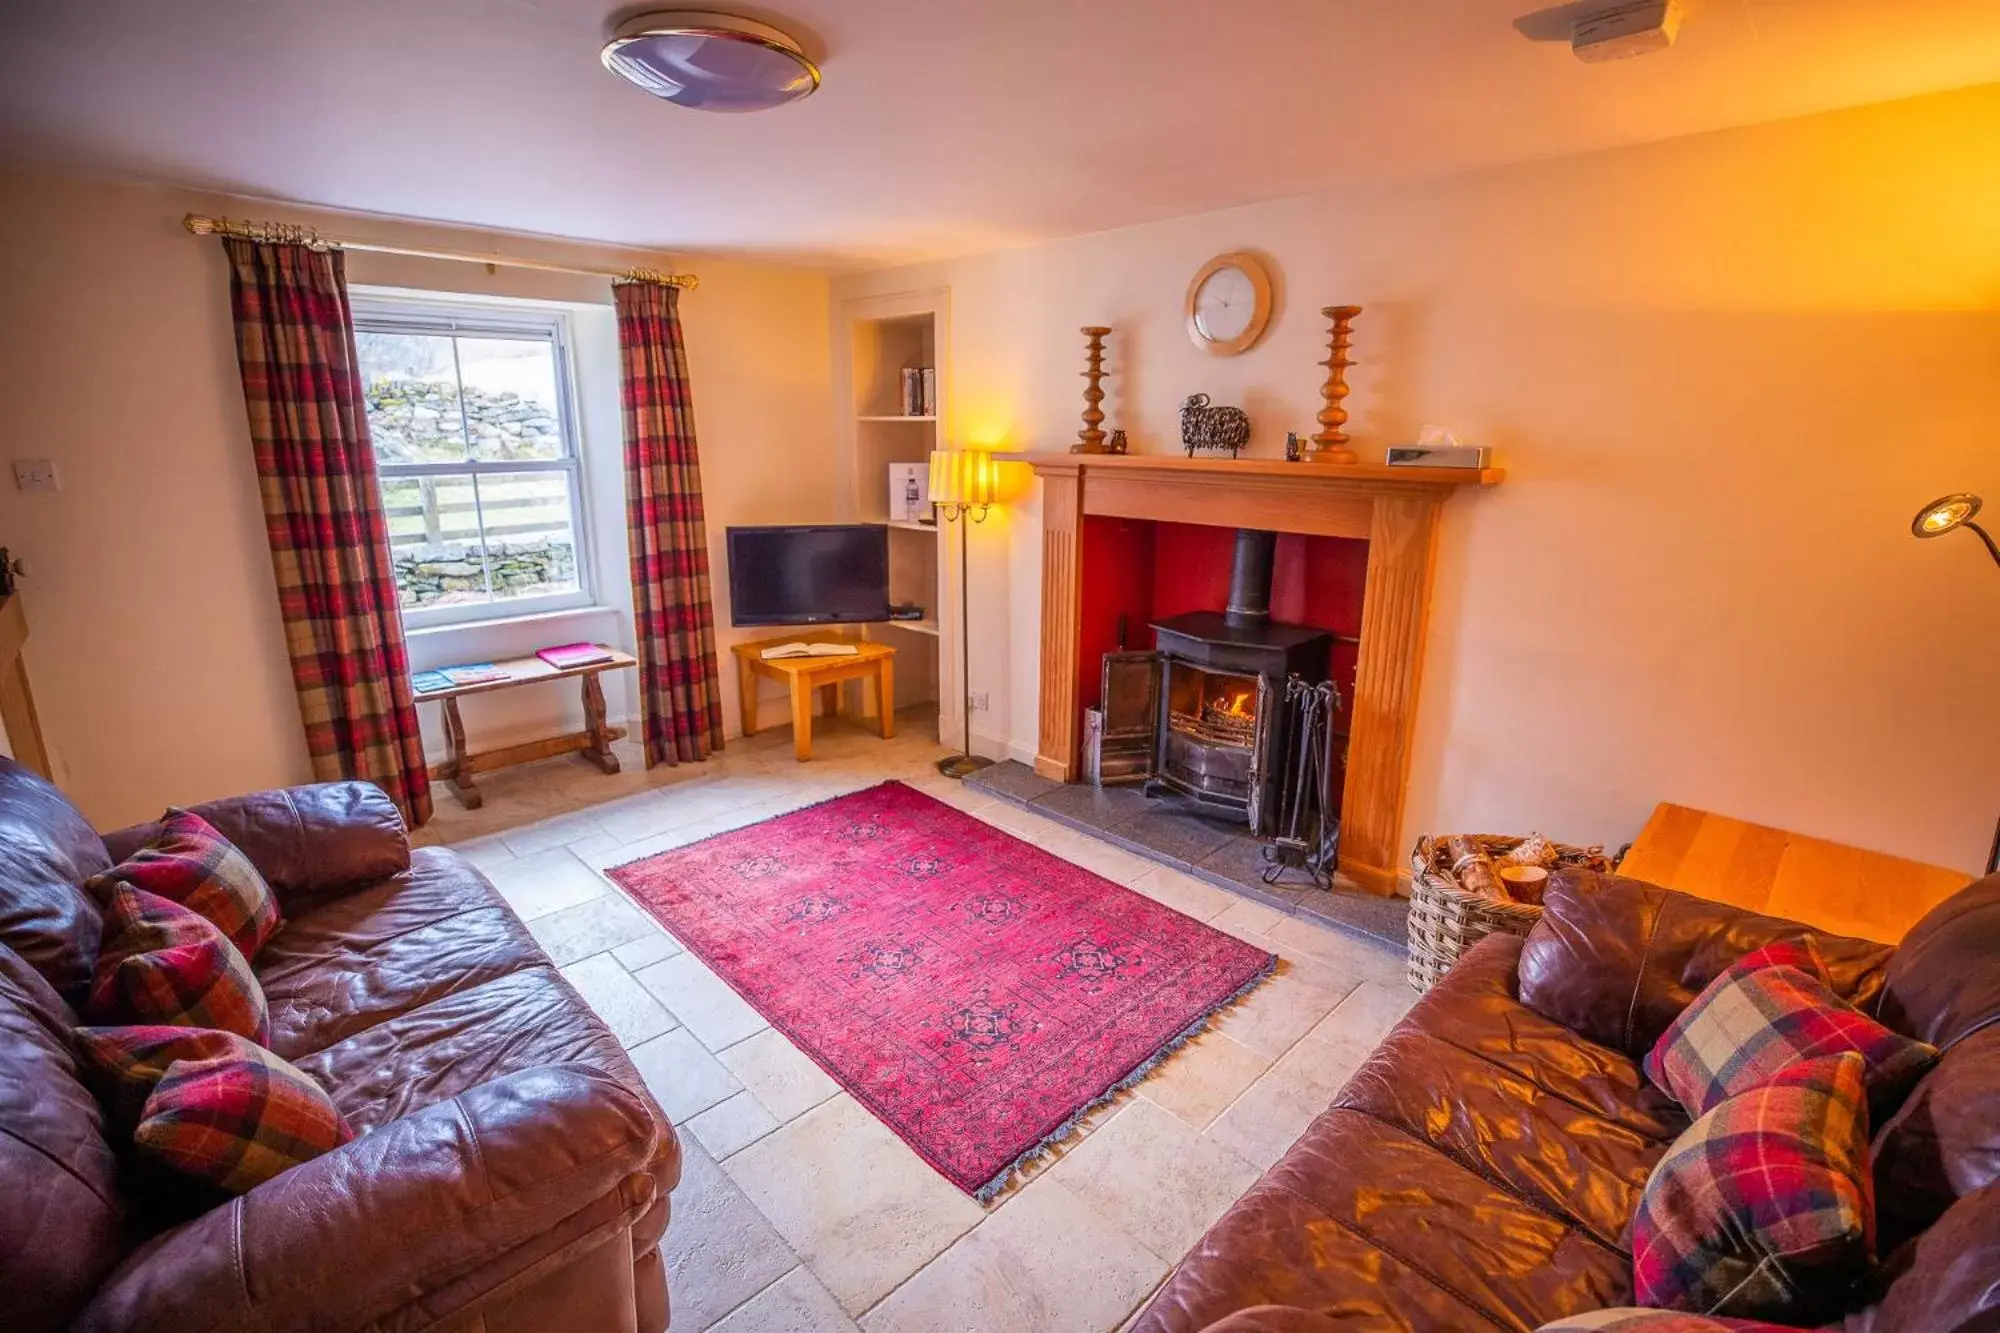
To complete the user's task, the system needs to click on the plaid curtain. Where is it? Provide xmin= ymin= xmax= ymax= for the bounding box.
xmin=614 ymin=280 xmax=724 ymax=767
xmin=223 ymin=238 xmax=432 ymax=825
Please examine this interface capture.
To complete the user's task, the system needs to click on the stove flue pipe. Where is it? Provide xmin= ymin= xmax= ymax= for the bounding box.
xmin=1224 ymin=529 xmax=1278 ymax=628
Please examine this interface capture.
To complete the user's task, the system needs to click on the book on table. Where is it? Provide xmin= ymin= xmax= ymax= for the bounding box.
xmin=537 ymin=642 xmax=615 ymax=670
xmin=410 ymin=669 xmax=454 ymax=695
xmin=760 ymin=642 xmax=861 ymax=661
xmin=441 ymin=662 xmax=511 ymax=686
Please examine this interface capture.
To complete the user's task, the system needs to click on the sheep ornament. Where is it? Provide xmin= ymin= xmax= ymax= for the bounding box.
xmin=1178 ymin=394 xmax=1250 ymax=458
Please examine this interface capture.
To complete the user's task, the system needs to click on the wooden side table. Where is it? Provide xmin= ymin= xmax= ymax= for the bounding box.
xmin=1618 ymin=802 xmax=1974 ymax=943
xmin=731 ymin=634 xmax=895 ymax=762
xmin=418 ymin=648 xmax=638 ymax=809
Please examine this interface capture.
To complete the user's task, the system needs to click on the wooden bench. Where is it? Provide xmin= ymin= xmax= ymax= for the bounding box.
xmin=418 ymin=648 xmax=638 ymax=809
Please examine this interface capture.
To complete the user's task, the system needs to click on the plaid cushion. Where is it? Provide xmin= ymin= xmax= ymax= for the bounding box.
xmin=136 ymin=1045 xmax=353 ymax=1193
xmin=85 ymin=884 xmax=270 ymax=1043
xmin=88 ymin=809 xmax=281 ymax=959
xmin=74 ymin=1024 xmax=248 ymax=1124
xmin=73 ymin=1025 xmax=352 ymax=1193
xmin=1643 ymin=938 xmax=1933 ymax=1123
xmin=1536 ymin=1310 xmax=1796 ymax=1330
xmin=1633 ymin=1053 xmax=1874 ymax=1320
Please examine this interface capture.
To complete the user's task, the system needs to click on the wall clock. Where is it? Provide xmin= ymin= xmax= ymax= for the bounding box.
xmin=1185 ymin=251 xmax=1274 ymax=356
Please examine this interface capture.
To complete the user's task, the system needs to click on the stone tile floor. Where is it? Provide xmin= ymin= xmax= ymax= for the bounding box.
xmin=413 ymin=710 xmax=1417 ymax=1333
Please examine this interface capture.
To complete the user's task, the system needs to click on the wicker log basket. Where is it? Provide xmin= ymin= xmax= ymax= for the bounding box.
xmin=1406 ymin=833 xmax=1613 ymax=993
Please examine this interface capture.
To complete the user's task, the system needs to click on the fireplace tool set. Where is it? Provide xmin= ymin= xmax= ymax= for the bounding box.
xmin=1260 ymin=675 xmax=1343 ymax=887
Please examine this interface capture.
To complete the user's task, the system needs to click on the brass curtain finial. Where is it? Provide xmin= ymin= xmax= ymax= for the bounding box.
xmin=181 ymin=212 xmax=698 ymax=290
xmin=183 ymin=213 xmax=334 ymax=251
xmin=617 ymin=267 xmax=701 ymax=290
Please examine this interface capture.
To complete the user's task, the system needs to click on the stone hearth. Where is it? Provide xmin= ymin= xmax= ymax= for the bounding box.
xmin=965 ymin=759 xmax=1411 ymax=948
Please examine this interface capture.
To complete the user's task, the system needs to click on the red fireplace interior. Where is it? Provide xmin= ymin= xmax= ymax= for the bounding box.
xmin=1078 ymin=517 xmax=1365 ymax=812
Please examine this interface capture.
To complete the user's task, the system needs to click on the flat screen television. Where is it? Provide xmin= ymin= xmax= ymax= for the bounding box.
xmin=726 ymin=524 xmax=890 ymax=627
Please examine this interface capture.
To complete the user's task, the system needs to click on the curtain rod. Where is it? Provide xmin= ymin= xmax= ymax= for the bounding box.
xmin=182 ymin=213 xmax=698 ymax=290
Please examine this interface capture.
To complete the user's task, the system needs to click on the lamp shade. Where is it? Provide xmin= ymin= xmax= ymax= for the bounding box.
xmin=928 ymin=449 xmax=998 ymax=510
xmin=926 ymin=449 xmax=957 ymax=507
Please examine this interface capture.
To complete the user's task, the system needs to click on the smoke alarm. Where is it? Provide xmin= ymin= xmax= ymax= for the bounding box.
xmin=1571 ymin=0 xmax=1683 ymax=61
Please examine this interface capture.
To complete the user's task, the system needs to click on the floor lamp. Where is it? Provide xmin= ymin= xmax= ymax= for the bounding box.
xmin=930 ymin=448 xmax=998 ymax=779
xmin=1910 ymin=492 xmax=1999 ymax=874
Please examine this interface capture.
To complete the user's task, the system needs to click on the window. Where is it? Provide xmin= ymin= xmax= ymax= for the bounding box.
xmin=354 ymin=301 xmax=592 ymax=628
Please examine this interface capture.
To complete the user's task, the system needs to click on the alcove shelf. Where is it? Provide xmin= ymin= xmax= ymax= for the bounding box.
xmin=836 ymin=297 xmax=951 ymax=736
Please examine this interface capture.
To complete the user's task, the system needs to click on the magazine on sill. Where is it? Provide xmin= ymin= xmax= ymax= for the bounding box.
xmin=760 ymin=641 xmax=861 ymax=660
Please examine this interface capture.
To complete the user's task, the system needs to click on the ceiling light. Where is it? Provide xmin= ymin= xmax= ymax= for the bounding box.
xmin=602 ymin=11 xmax=819 ymax=113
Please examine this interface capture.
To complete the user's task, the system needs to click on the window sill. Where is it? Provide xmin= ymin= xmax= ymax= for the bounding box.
xmin=405 ymin=604 xmax=620 ymax=642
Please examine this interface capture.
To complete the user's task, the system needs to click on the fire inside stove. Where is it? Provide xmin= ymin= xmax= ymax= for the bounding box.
xmin=1168 ymin=667 xmax=1260 ymax=748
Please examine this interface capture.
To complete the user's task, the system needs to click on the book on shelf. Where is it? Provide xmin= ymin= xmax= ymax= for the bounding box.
xmin=895 ymin=366 xmax=936 ymax=417
xmin=760 ymin=642 xmax=861 ymax=660
xmin=537 ymin=642 xmax=615 ymax=669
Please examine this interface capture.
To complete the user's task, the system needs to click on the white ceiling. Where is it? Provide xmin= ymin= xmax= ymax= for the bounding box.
xmin=3 ymin=0 xmax=1999 ymax=268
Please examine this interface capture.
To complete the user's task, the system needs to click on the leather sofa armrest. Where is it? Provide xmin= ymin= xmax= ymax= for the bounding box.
xmin=73 ymin=1065 xmax=663 ymax=1333
xmin=101 ymin=782 xmax=410 ymax=905
xmin=1516 ymin=867 xmax=1895 ymax=1058
xmin=1195 ymin=1309 xmax=1352 ymax=1333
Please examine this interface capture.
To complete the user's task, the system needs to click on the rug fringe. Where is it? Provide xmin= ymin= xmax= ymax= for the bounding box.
xmin=970 ymin=951 xmax=1280 ymax=1204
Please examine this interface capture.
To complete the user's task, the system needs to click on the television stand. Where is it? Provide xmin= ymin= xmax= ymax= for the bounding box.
xmin=731 ymin=632 xmax=896 ymax=762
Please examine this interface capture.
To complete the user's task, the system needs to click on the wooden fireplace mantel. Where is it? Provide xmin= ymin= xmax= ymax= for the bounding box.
xmin=1016 ymin=453 xmax=1503 ymax=489
xmin=1020 ymin=451 xmax=1503 ymax=896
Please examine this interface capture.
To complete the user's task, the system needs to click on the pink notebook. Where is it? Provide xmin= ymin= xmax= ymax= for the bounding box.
xmin=537 ymin=642 xmax=614 ymax=669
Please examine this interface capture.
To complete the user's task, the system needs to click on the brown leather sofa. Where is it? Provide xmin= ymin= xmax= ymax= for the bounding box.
xmin=0 ymin=759 xmax=681 ymax=1333
xmin=1134 ymin=868 xmax=2000 ymax=1332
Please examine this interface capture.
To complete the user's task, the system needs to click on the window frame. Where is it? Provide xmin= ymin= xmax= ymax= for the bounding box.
xmin=352 ymin=298 xmax=596 ymax=631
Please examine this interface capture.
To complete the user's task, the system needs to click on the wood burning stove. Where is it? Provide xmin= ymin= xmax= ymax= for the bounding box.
xmin=1147 ymin=611 xmax=1332 ymax=832
xmin=1093 ymin=530 xmax=1334 ymax=836
xmin=1156 ymin=660 xmax=1271 ymax=821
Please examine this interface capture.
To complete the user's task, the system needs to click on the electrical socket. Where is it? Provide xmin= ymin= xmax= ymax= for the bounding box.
xmin=969 ymin=691 xmax=990 ymax=712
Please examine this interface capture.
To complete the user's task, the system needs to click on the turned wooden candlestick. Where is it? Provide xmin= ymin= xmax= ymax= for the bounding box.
xmin=1308 ymin=305 xmax=1362 ymax=465
xmin=1075 ymin=326 xmax=1112 ymax=454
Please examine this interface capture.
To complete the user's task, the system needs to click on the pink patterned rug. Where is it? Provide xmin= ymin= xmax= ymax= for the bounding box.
xmin=607 ymin=780 xmax=1275 ymax=1198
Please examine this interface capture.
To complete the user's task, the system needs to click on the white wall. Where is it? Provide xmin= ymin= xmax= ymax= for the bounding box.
xmin=834 ymin=82 xmax=2000 ymax=874
xmin=0 ymin=170 xmax=838 ymax=828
